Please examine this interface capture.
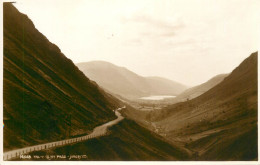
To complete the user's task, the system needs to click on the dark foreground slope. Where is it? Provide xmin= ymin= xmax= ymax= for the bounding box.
xmin=3 ymin=3 xmax=119 ymax=151
xmin=77 ymin=61 xmax=187 ymax=99
xmin=23 ymin=119 xmax=189 ymax=161
xmin=150 ymin=52 xmax=258 ymax=160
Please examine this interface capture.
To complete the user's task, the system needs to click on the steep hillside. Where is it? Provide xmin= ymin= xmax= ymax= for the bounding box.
xmin=170 ymin=74 xmax=229 ymax=104
xmin=3 ymin=3 xmax=120 ymax=152
xmin=77 ymin=61 xmax=187 ymax=99
xmin=150 ymin=52 xmax=258 ymax=160
xmin=23 ymin=119 xmax=190 ymax=161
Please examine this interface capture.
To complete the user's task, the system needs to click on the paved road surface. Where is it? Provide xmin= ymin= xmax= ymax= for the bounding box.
xmin=3 ymin=107 xmax=125 ymax=161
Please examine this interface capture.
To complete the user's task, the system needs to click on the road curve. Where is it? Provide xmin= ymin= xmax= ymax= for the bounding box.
xmin=3 ymin=107 xmax=125 ymax=161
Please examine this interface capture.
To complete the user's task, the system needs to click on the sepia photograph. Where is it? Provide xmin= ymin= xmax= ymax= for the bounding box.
xmin=1 ymin=0 xmax=259 ymax=163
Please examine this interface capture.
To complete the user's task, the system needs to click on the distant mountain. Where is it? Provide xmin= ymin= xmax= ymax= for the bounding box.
xmin=171 ymin=74 xmax=229 ymax=103
xmin=77 ymin=61 xmax=187 ymax=99
xmin=3 ymin=3 xmax=121 ymax=152
xmin=146 ymin=76 xmax=188 ymax=95
xmin=149 ymin=52 xmax=258 ymax=160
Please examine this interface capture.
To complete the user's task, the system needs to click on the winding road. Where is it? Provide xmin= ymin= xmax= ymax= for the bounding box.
xmin=3 ymin=107 xmax=125 ymax=161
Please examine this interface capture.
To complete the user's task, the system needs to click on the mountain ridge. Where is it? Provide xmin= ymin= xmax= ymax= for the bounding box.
xmin=77 ymin=60 xmax=187 ymax=99
xmin=169 ymin=73 xmax=229 ymax=104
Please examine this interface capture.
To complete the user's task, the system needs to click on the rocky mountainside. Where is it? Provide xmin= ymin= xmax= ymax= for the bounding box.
xmin=3 ymin=3 xmax=121 ymax=151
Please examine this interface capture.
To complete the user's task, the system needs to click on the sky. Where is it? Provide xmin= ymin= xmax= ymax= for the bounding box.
xmin=11 ymin=0 xmax=260 ymax=86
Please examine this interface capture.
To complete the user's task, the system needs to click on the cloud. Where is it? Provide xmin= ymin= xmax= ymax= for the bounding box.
xmin=128 ymin=14 xmax=183 ymax=30
xmin=158 ymin=31 xmax=176 ymax=37
xmin=121 ymin=13 xmax=184 ymax=38
xmin=140 ymin=31 xmax=176 ymax=38
xmin=166 ymin=39 xmax=195 ymax=46
xmin=126 ymin=38 xmax=143 ymax=45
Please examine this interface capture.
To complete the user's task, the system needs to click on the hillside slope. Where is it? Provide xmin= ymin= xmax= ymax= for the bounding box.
xmin=150 ymin=52 xmax=258 ymax=160
xmin=3 ymin=3 xmax=120 ymax=152
xmin=170 ymin=74 xmax=229 ymax=104
xmin=25 ymin=119 xmax=190 ymax=161
xmin=77 ymin=61 xmax=187 ymax=99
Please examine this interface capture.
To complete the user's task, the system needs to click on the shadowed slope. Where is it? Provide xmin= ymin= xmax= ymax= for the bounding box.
xmin=24 ymin=119 xmax=190 ymax=161
xmin=3 ymin=3 xmax=119 ymax=151
xmin=150 ymin=52 xmax=258 ymax=160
